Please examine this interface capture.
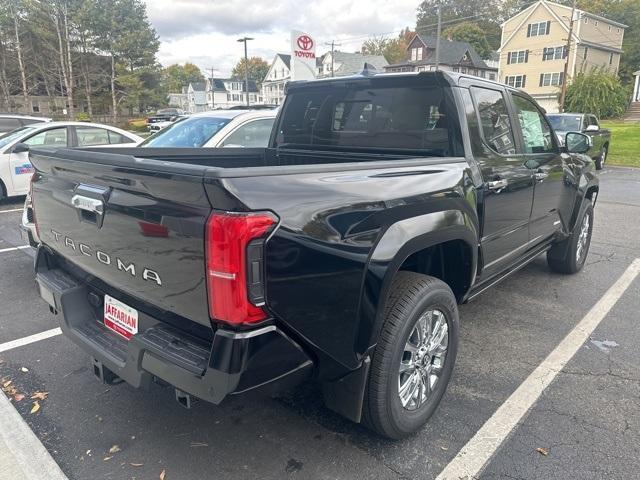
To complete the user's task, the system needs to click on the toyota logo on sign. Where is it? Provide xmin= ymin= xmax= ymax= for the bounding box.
xmin=297 ymin=35 xmax=313 ymax=51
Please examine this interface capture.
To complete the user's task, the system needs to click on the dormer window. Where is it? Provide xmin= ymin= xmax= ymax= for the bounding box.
xmin=411 ymin=47 xmax=423 ymax=61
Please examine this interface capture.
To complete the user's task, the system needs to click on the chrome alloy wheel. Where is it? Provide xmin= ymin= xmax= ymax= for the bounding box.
xmin=398 ymin=309 xmax=449 ymax=411
xmin=576 ymin=211 xmax=591 ymax=263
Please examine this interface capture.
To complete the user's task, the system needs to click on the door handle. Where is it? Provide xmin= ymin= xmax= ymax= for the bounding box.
xmin=534 ymin=171 xmax=548 ymax=182
xmin=487 ymin=179 xmax=508 ymax=192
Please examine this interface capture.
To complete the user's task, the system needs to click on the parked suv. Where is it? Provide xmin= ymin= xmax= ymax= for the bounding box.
xmin=31 ymin=71 xmax=597 ymax=439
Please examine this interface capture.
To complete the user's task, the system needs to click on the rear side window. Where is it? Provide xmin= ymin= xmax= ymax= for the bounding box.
xmin=470 ymin=87 xmax=516 ymax=155
xmin=107 ymin=130 xmax=134 ymax=144
xmin=76 ymin=127 xmax=110 ymax=146
xmin=276 ymin=80 xmax=461 ymax=156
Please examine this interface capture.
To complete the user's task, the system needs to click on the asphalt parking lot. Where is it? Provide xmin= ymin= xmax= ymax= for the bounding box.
xmin=0 ymin=166 xmax=639 ymax=480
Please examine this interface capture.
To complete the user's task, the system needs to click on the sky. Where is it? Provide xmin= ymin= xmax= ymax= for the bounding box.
xmin=143 ymin=0 xmax=419 ymax=77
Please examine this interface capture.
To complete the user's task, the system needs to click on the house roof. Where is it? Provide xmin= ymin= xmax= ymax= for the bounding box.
xmin=327 ymin=52 xmax=389 ymax=77
xmin=190 ymin=82 xmax=206 ymax=92
xmin=276 ymin=53 xmax=291 ymax=69
xmin=387 ymin=34 xmax=490 ymax=70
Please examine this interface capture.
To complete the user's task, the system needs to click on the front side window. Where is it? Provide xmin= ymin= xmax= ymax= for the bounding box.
xmin=23 ymin=127 xmax=68 ymax=147
xmin=219 ymin=118 xmax=275 ymax=147
xmin=471 ymin=87 xmax=516 ymax=155
xmin=511 ymin=94 xmax=556 ymax=154
xmin=547 ymin=114 xmax=581 ymax=132
xmin=276 ymin=79 xmax=461 ymax=156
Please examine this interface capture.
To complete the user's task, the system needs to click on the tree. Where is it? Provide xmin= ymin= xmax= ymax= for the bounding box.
xmin=361 ymin=28 xmax=415 ymax=64
xmin=163 ymin=63 xmax=204 ymax=93
xmin=443 ymin=22 xmax=492 ymax=59
xmin=565 ymin=70 xmax=630 ymax=119
xmin=231 ymin=57 xmax=269 ymax=87
xmin=416 ymin=0 xmax=502 ymax=50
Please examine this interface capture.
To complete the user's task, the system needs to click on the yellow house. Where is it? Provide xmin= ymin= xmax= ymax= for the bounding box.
xmin=499 ymin=0 xmax=626 ymax=112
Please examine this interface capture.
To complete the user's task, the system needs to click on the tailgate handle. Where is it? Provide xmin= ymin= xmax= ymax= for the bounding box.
xmin=71 ymin=195 xmax=104 ymax=215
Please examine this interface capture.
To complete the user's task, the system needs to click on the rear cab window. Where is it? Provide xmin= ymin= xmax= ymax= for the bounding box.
xmin=275 ymin=76 xmax=463 ymax=157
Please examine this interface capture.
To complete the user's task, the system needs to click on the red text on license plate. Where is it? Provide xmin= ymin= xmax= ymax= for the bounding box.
xmin=104 ymin=295 xmax=138 ymax=340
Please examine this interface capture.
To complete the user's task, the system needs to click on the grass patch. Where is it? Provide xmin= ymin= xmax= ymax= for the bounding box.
xmin=600 ymin=120 xmax=640 ymax=167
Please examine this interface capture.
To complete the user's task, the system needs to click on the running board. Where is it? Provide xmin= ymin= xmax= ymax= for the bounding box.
xmin=465 ymin=241 xmax=553 ymax=302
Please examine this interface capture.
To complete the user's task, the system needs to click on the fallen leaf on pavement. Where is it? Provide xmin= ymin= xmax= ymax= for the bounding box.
xmin=13 ymin=393 xmax=25 ymax=402
xmin=536 ymin=447 xmax=549 ymax=456
xmin=130 ymin=463 xmax=144 ymax=467
xmin=190 ymin=442 xmax=208 ymax=447
xmin=20 ymin=367 xmax=29 ymax=373
xmin=30 ymin=401 xmax=40 ymax=414
xmin=160 ymin=469 xmax=166 ymax=480
xmin=108 ymin=445 xmax=121 ymax=454
xmin=3 ymin=380 xmax=12 ymax=388
xmin=30 ymin=391 xmax=49 ymax=401
xmin=103 ymin=456 xmax=112 ymax=461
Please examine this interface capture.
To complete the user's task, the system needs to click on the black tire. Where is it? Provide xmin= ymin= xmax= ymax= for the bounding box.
xmin=547 ymin=199 xmax=594 ymax=274
xmin=364 ymin=272 xmax=459 ymax=439
xmin=595 ymin=145 xmax=607 ymax=170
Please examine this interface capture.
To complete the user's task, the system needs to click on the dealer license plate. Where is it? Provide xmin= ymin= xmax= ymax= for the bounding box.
xmin=103 ymin=295 xmax=138 ymax=340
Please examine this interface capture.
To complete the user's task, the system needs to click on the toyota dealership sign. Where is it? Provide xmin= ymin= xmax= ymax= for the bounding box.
xmin=291 ymin=30 xmax=316 ymax=80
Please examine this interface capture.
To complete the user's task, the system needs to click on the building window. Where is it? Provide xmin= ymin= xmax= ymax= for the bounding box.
xmin=32 ymin=103 xmax=40 ymax=113
xmin=539 ymin=72 xmax=564 ymax=87
xmin=584 ymin=47 xmax=588 ymax=59
xmin=505 ymin=75 xmax=526 ymax=88
xmin=411 ymin=47 xmax=421 ymax=61
xmin=608 ymin=25 xmax=612 ymax=31
xmin=508 ymin=50 xmax=528 ymax=64
xmin=609 ymin=52 xmax=614 ymax=65
xmin=617 ymin=27 xmax=621 ymax=33
xmin=489 ymin=73 xmax=496 ymax=81
xmin=594 ymin=20 xmax=598 ymax=26
xmin=453 ymin=67 xmax=459 ymax=72
xmin=480 ymin=70 xmax=486 ymax=78
xmin=543 ymin=46 xmax=568 ymax=61
xmin=584 ymin=17 xmax=588 ymax=24
xmin=527 ymin=21 xmax=550 ymax=37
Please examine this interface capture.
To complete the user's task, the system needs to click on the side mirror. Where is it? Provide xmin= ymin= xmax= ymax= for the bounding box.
xmin=12 ymin=142 xmax=29 ymax=154
xmin=585 ymin=124 xmax=599 ymax=132
xmin=565 ymin=132 xmax=592 ymax=154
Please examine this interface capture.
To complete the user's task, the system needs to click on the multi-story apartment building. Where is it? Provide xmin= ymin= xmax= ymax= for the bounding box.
xmin=262 ymin=54 xmax=291 ymax=106
xmin=499 ymin=0 xmax=627 ymax=112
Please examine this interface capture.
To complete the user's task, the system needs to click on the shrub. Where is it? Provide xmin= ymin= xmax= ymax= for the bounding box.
xmin=565 ymin=71 xmax=630 ymax=119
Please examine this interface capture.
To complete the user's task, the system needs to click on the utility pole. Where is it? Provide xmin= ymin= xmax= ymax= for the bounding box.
xmin=435 ymin=5 xmax=442 ymax=71
xmin=324 ymin=41 xmax=342 ymax=77
xmin=207 ymin=66 xmax=216 ymax=109
xmin=558 ymin=0 xmax=577 ymax=112
xmin=237 ymin=37 xmax=254 ymax=106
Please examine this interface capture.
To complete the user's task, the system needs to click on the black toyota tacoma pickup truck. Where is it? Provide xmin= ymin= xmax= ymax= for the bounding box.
xmin=30 ymin=71 xmax=598 ymax=439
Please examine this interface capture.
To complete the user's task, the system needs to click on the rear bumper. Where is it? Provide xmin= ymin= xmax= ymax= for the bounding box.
xmin=34 ymin=247 xmax=312 ymax=404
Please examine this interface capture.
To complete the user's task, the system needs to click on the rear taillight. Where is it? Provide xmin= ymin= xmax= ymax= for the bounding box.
xmin=205 ymin=211 xmax=277 ymax=326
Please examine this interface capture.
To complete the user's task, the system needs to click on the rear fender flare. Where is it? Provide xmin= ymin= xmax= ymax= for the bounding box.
xmin=355 ymin=209 xmax=478 ymax=358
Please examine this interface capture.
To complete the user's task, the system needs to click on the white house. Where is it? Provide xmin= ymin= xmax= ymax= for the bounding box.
xmin=262 ymin=54 xmax=291 ymax=106
xmin=187 ymin=82 xmax=208 ymax=113
xmin=205 ymin=78 xmax=261 ymax=109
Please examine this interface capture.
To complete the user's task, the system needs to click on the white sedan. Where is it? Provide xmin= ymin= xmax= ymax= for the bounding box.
xmin=0 ymin=121 xmax=142 ymax=200
xmin=139 ymin=109 xmax=277 ymax=149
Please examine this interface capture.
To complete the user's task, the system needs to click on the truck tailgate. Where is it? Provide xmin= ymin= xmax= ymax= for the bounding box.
xmin=29 ymin=148 xmax=212 ymax=327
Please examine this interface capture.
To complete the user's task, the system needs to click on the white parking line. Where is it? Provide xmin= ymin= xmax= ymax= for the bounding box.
xmin=0 ymin=208 xmax=22 ymax=213
xmin=0 ymin=328 xmax=62 ymax=354
xmin=0 ymin=245 xmax=29 ymax=254
xmin=437 ymin=258 xmax=640 ymax=480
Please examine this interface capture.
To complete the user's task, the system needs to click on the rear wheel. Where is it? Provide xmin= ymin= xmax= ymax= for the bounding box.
xmin=364 ymin=272 xmax=459 ymax=439
xmin=547 ymin=199 xmax=593 ymax=274
xmin=595 ymin=145 xmax=607 ymax=170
